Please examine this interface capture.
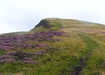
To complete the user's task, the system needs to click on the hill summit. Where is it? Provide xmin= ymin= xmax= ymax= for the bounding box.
xmin=0 ymin=18 xmax=105 ymax=75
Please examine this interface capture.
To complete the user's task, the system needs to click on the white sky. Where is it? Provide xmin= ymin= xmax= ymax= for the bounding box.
xmin=0 ymin=0 xmax=105 ymax=34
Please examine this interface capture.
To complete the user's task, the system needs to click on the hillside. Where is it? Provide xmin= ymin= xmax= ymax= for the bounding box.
xmin=0 ymin=18 xmax=105 ymax=75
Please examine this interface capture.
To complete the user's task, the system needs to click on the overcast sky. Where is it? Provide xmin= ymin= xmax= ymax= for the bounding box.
xmin=0 ymin=0 xmax=105 ymax=34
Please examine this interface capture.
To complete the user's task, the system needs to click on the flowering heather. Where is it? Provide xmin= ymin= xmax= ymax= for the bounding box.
xmin=0 ymin=18 xmax=105 ymax=75
xmin=23 ymin=57 xmax=35 ymax=64
xmin=34 ymin=50 xmax=46 ymax=55
xmin=0 ymin=31 xmax=63 ymax=51
xmin=0 ymin=54 xmax=16 ymax=63
xmin=0 ymin=51 xmax=36 ymax=64
xmin=35 ymin=44 xmax=48 ymax=49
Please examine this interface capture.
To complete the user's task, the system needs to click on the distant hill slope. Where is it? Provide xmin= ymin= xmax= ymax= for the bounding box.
xmin=0 ymin=18 xmax=105 ymax=75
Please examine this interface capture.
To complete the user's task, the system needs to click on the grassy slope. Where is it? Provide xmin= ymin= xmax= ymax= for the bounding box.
xmin=1 ymin=18 xmax=105 ymax=75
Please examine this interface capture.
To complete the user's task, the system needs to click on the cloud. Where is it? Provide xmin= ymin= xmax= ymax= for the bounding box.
xmin=0 ymin=0 xmax=105 ymax=34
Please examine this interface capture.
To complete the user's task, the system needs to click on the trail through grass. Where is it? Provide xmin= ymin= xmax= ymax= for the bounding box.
xmin=71 ymin=33 xmax=99 ymax=75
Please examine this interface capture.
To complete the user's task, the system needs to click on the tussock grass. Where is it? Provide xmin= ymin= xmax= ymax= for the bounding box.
xmin=0 ymin=18 xmax=105 ymax=75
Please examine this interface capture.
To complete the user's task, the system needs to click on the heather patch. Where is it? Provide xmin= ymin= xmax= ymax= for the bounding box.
xmin=0 ymin=18 xmax=105 ymax=75
xmin=0 ymin=30 xmax=63 ymax=51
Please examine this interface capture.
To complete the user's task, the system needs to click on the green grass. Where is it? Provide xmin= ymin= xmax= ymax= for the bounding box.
xmin=1 ymin=18 xmax=105 ymax=75
xmin=0 ymin=50 xmax=5 ymax=56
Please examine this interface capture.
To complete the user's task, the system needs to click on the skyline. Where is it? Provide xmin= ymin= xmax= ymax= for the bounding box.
xmin=0 ymin=0 xmax=105 ymax=34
